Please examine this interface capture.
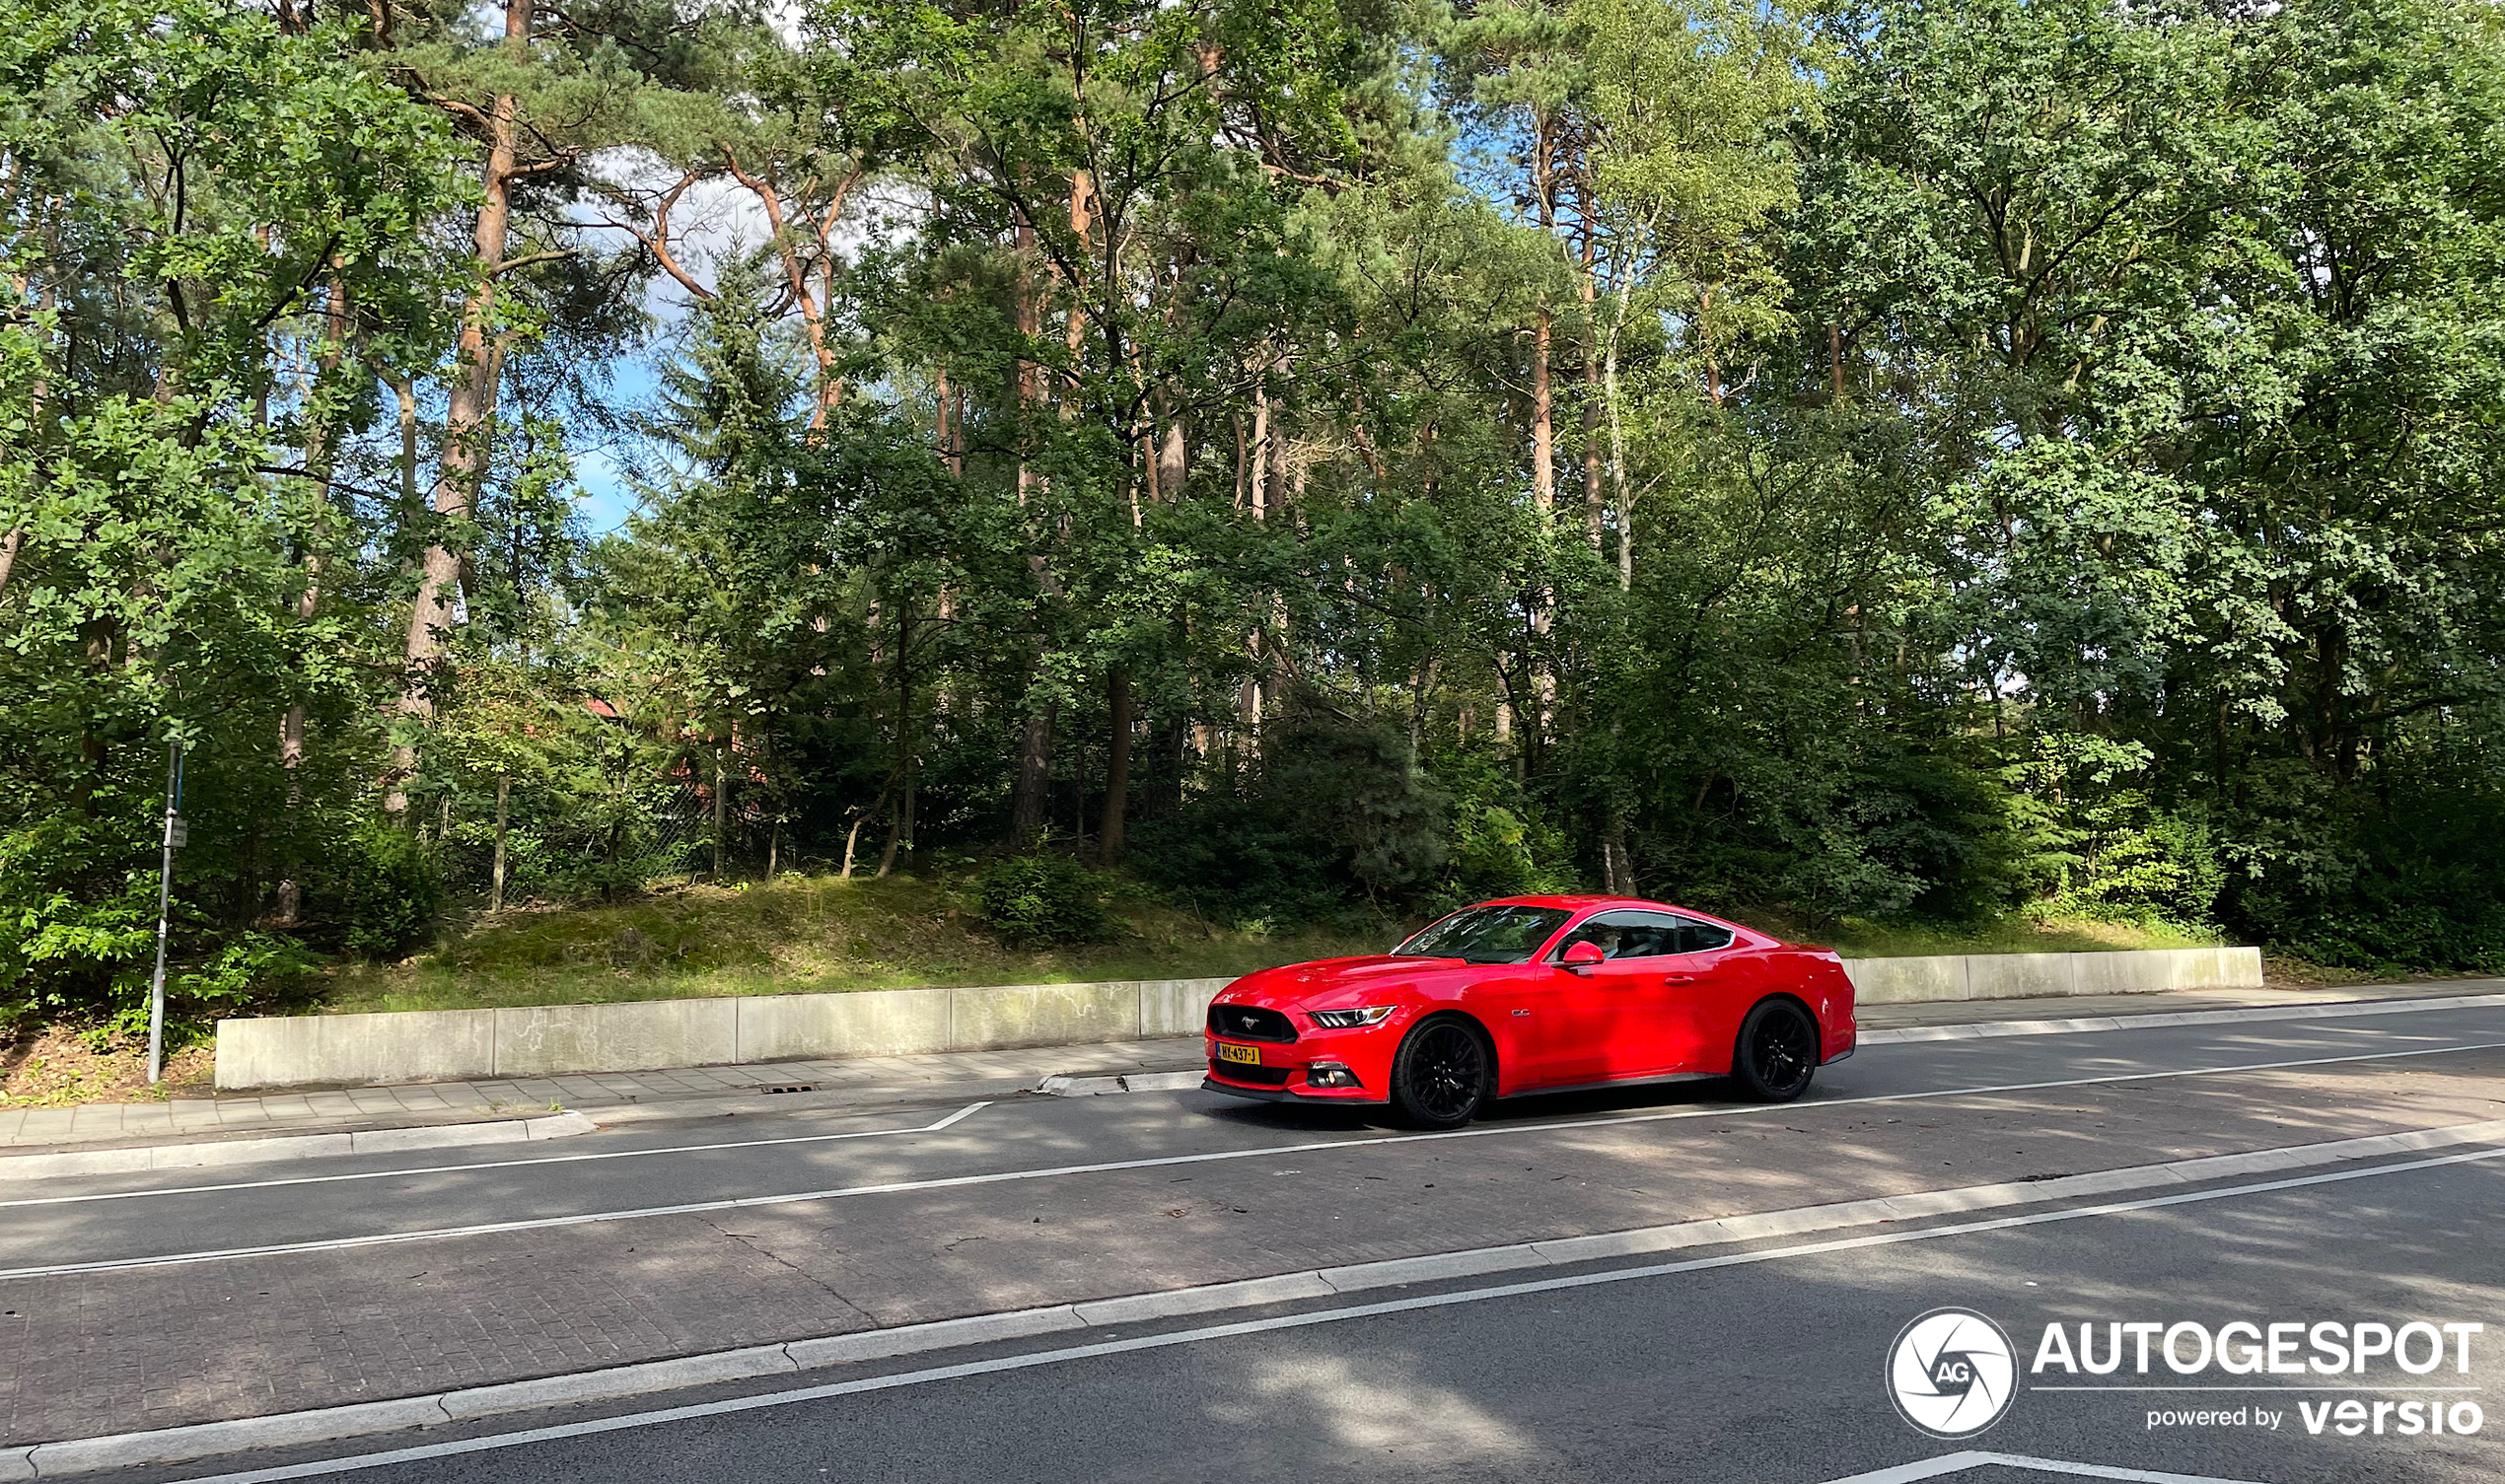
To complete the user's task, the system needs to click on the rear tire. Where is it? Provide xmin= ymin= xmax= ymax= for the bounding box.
xmin=1732 ymin=998 xmax=1819 ymax=1102
xmin=1389 ymin=1017 xmax=1491 ymax=1129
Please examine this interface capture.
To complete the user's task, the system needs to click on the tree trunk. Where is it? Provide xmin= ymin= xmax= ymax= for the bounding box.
xmin=876 ymin=789 xmax=904 ymax=878
xmin=1156 ymin=399 xmax=1187 ymax=502
xmin=1603 ymin=822 xmax=1631 ymax=895
xmin=1578 ymin=223 xmax=1604 ymax=551
xmin=1014 ymin=211 xmax=1038 ymax=503
xmin=1409 ymin=653 xmax=1438 ymax=757
xmin=396 ymin=0 xmax=530 ymax=811
xmin=1525 ymin=120 xmax=1558 ymax=741
xmin=394 ymin=374 xmax=421 ymax=512
xmin=719 ymin=155 xmax=855 ymax=427
xmin=1606 ymin=266 xmax=1638 ymax=593
xmin=490 ymin=772 xmax=510 ymax=911
xmin=937 ymin=363 xmax=963 ymax=475
xmin=1232 ymin=412 xmax=1248 ymax=509
xmin=711 ymin=744 xmax=730 ymax=878
xmin=1097 ymin=669 xmax=1131 ymax=864
xmin=879 ymin=607 xmax=915 ymax=878
xmin=0 ymin=527 xmax=20 ymax=603
xmin=1528 ymin=302 xmax=1557 ymax=736
xmin=1532 ymin=306 xmax=1554 ymax=514
xmin=841 ymin=807 xmax=871 ymax=881
xmin=274 ymin=273 xmax=350 ymax=926
xmin=1151 ymin=711 xmax=1181 ymax=813
xmin=1009 ymin=698 xmax=1057 ymax=848
xmin=1249 ymin=353 xmax=1270 ymax=519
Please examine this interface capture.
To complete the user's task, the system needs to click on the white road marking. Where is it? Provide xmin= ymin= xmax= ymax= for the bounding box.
xmin=1858 ymin=989 xmax=2505 ymax=1045
xmin=122 ymin=1142 xmax=2496 ymax=1484
xmin=4 ymin=1034 xmax=2502 ymax=1282
xmin=0 ymin=1101 xmax=994 ymax=1213
xmin=1817 ymin=1452 xmax=2275 ymax=1484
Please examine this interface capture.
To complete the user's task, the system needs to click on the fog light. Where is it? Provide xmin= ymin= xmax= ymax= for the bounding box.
xmin=1306 ymin=1063 xmax=1362 ymax=1090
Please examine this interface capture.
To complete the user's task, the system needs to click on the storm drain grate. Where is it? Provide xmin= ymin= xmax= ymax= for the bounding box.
xmin=759 ymin=1085 xmax=817 ymax=1095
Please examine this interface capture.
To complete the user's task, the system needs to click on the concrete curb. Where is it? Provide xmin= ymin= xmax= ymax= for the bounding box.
xmin=0 ymin=1112 xmax=595 ymax=1183
xmin=1034 ymin=1070 xmax=1204 ymax=1096
xmin=23 ymin=1114 xmax=2505 ymax=1476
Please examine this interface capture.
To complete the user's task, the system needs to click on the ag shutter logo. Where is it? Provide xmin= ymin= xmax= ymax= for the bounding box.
xmin=1889 ymin=1307 xmax=2019 ymax=1439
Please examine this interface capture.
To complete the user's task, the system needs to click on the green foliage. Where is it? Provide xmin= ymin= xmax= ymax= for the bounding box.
xmin=304 ymin=828 xmax=443 ymax=961
xmin=2001 ymin=737 xmax=2225 ymax=930
xmin=974 ymin=855 xmax=1118 ymax=949
xmin=0 ymin=818 xmax=158 ymax=1031
xmin=1262 ymin=709 xmax=1452 ymax=900
xmin=1435 ymin=755 xmax=1572 ymax=907
xmin=9 ymin=0 xmax=2505 ymax=1052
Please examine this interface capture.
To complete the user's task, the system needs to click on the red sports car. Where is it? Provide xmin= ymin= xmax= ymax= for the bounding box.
xmin=1202 ymin=895 xmax=1857 ymax=1127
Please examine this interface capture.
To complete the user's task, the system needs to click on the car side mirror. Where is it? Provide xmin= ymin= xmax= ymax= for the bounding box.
xmin=1559 ymin=941 xmax=1605 ymax=972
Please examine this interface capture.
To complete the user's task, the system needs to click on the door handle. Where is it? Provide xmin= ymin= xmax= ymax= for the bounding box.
xmin=1662 ymin=974 xmax=1697 ymax=985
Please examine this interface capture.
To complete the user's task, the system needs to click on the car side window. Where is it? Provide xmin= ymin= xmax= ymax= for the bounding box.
xmin=1555 ymin=910 xmax=1687 ymax=961
xmin=1672 ymin=917 xmax=1735 ymax=954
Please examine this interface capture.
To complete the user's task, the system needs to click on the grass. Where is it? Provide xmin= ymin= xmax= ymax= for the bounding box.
xmin=320 ymin=871 xmax=1391 ymax=1016
xmin=315 ymin=871 xmax=2244 ymax=1018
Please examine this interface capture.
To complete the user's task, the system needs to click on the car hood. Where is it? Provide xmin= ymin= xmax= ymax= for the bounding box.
xmin=1217 ymin=954 xmax=1463 ymax=1010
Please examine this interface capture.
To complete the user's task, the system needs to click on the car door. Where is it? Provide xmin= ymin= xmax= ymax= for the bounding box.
xmin=1651 ymin=915 xmax=1743 ymax=1071
xmin=1535 ymin=910 xmax=1690 ymax=1085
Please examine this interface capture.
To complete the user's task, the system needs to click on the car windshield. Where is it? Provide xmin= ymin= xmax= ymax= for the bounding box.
xmin=1394 ymin=905 xmax=1572 ymax=964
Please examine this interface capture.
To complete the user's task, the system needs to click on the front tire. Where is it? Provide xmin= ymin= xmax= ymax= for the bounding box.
xmin=1732 ymin=998 xmax=1819 ymax=1102
xmin=1389 ymin=1017 xmax=1491 ymax=1129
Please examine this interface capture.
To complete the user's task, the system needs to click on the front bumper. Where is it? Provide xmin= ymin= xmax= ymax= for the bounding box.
xmin=1201 ymin=1077 xmax=1390 ymax=1106
xmin=1203 ymin=1018 xmax=1400 ymax=1102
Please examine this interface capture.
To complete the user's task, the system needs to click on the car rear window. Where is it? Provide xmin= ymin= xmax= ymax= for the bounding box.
xmin=1395 ymin=905 xmax=1572 ymax=964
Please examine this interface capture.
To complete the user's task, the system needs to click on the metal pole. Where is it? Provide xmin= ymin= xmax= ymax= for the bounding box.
xmin=146 ymin=740 xmax=182 ymax=1085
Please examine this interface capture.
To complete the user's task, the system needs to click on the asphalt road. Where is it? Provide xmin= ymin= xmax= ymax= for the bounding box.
xmin=165 ymin=1141 xmax=2503 ymax=1484
xmin=11 ymin=998 xmax=2505 ymax=1480
xmin=13 ymin=1006 xmax=2505 ymax=1270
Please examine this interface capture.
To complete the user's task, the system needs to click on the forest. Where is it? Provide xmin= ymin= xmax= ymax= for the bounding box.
xmin=5 ymin=0 xmax=2504 ymax=1041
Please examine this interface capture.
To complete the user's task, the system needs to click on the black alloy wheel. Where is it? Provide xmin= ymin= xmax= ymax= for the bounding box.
xmin=1732 ymin=998 xmax=1820 ymax=1102
xmin=1389 ymin=1018 xmax=1490 ymax=1129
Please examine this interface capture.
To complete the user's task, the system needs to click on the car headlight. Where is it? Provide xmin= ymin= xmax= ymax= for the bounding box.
xmin=1309 ymin=1006 xmax=1396 ymax=1028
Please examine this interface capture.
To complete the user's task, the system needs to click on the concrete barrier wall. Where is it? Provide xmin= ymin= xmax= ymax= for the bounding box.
xmin=216 ymin=977 xmax=1235 ymax=1091
xmin=216 ymin=946 xmax=2261 ymax=1090
xmin=1841 ymin=946 xmax=2263 ymax=1005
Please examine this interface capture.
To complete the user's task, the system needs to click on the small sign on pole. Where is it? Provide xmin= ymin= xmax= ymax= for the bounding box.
xmin=146 ymin=741 xmax=183 ymax=1085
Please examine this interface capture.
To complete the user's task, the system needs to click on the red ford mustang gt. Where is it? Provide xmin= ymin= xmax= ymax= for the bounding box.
xmin=1202 ymin=895 xmax=1856 ymax=1127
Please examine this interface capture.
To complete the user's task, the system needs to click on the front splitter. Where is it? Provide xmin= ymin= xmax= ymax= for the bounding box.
xmin=1200 ymin=1077 xmax=1389 ymax=1107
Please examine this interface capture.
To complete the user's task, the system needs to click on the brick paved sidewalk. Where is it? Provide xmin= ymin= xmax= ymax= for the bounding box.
xmin=6 ymin=977 xmax=2490 ymax=1154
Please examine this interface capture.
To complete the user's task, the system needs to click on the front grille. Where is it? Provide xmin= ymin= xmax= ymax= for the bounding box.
xmin=1209 ymin=1059 xmax=1292 ymax=1086
xmin=1207 ymin=1004 xmax=1298 ymax=1042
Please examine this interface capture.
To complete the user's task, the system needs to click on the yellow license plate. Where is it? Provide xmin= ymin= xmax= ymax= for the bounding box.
xmin=1215 ymin=1041 xmax=1261 ymax=1066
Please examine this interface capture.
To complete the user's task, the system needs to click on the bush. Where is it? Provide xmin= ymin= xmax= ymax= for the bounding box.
xmin=0 ymin=816 xmax=159 ymax=1031
xmin=1131 ymin=790 xmax=1349 ymax=930
xmin=974 ymin=855 xmax=1117 ymax=948
xmin=303 ymin=826 xmax=442 ymax=959
xmin=1131 ymin=706 xmax=1454 ymax=929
